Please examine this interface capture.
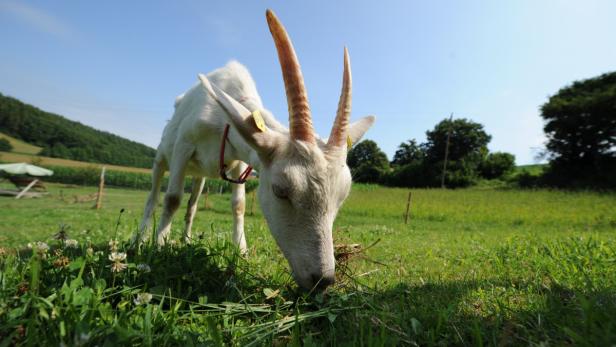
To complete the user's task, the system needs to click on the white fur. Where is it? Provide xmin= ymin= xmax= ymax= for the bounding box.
xmin=135 ymin=61 xmax=375 ymax=290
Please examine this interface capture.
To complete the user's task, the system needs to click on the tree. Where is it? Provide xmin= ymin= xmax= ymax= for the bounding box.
xmin=391 ymin=139 xmax=425 ymax=167
xmin=422 ymin=118 xmax=491 ymax=187
xmin=0 ymin=138 xmax=12 ymax=152
xmin=541 ymin=71 xmax=616 ymax=188
xmin=424 ymin=118 xmax=491 ymax=164
xmin=347 ymin=140 xmax=390 ymax=183
xmin=479 ymin=152 xmax=516 ymax=179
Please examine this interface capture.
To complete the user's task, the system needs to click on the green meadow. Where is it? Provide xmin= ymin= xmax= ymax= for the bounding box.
xmin=1 ymin=182 xmax=615 ymax=345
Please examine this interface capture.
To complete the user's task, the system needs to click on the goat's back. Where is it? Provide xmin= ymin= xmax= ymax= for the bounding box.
xmin=155 ymin=62 xmax=264 ymax=166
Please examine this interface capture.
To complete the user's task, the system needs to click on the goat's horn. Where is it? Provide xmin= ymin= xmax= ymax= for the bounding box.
xmin=328 ymin=47 xmax=352 ymax=148
xmin=266 ymin=9 xmax=315 ymax=144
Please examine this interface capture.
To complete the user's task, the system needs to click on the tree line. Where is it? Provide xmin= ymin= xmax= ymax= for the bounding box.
xmin=349 ymin=70 xmax=616 ymax=189
xmin=0 ymin=93 xmax=156 ymax=168
xmin=348 ymin=118 xmax=516 ymax=188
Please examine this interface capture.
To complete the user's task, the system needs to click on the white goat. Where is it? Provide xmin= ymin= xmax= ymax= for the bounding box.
xmin=134 ymin=9 xmax=375 ymax=290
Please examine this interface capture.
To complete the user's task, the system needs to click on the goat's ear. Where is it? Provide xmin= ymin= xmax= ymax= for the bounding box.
xmin=198 ymin=74 xmax=282 ymax=159
xmin=348 ymin=115 xmax=376 ymax=144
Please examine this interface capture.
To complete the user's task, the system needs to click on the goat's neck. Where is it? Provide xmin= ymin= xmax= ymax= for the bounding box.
xmin=225 ymin=128 xmax=263 ymax=172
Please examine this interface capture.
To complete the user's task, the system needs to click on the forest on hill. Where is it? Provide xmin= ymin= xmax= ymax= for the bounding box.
xmin=0 ymin=93 xmax=156 ymax=168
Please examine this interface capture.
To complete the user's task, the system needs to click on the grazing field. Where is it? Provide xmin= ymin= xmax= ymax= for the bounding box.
xmin=1 ymin=182 xmax=615 ymax=345
xmin=0 ymin=151 xmax=151 ymax=174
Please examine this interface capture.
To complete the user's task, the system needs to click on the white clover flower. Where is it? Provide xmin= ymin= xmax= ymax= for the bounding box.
xmin=27 ymin=241 xmax=50 ymax=253
xmin=110 ymin=262 xmax=128 ymax=273
xmin=86 ymin=247 xmax=94 ymax=257
xmin=136 ymin=263 xmax=151 ymax=273
xmin=108 ymin=252 xmax=127 ymax=273
xmin=64 ymin=239 xmax=78 ymax=248
xmin=134 ymin=292 xmax=153 ymax=305
xmin=109 ymin=252 xmax=127 ymax=262
xmin=108 ymin=239 xmax=119 ymax=252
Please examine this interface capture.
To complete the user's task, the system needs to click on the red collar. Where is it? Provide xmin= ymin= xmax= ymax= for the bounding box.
xmin=219 ymin=124 xmax=253 ymax=184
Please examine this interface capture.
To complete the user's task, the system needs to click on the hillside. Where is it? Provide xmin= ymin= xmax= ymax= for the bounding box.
xmin=0 ymin=132 xmax=42 ymax=155
xmin=0 ymin=93 xmax=156 ymax=168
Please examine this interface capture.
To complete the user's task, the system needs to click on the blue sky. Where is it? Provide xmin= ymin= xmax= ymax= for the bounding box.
xmin=1 ymin=1 xmax=615 ymax=165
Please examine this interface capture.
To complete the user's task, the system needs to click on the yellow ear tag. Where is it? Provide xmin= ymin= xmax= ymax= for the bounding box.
xmin=347 ymin=135 xmax=353 ymax=149
xmin=252 ymin=110 xmax=267 ymax=132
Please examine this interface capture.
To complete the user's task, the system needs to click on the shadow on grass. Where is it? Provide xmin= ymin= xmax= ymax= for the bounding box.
xmin=340 ymin=279 xmax=616 ymax=346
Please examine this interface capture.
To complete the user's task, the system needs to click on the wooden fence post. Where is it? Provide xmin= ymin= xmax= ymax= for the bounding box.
xmin=94 ymin=167 xmax=105 ymax=209
xmin=249 ymin=190 xmax=256 ymax=216
xmin=440 ymin=113 xmax=454 ymax=189
xmin=404 ymin=191 xmax=412 ymax=224
xmin=202 ymin=187 xmax=209 ymax=210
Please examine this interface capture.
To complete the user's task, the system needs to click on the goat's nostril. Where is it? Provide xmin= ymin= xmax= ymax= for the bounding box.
xmin=311 ymin=273 xmax=335 ymax=291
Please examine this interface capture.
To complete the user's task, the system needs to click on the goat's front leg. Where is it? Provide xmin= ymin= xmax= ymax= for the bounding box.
xmin=133 ymin=158 xmax=167 ymax=245
xmin=183 ymin=176 xmax=205 ymax=243
xmin=156 ymin=143 xmax=192 ymax=245
xmin=230 ymin=162 xmax=248 ymax=254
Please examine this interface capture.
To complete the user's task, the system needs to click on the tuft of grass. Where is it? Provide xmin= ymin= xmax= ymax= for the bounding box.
xmin=0 ymin=238 xmax=362 ymax=346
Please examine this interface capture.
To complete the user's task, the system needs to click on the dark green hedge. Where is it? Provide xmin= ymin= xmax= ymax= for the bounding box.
xmin=44 ymin=166 xmax=258 ymax=193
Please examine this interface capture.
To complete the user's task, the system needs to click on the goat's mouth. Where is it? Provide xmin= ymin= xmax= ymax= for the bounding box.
xmin=291 ymin=269 xmax=336 ymax=293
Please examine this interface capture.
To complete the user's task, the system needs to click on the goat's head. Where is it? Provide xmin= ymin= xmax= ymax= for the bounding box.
xmin=199 ymin=9 xmax=374 ymax=291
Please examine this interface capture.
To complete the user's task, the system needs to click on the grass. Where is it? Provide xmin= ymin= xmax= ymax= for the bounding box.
xmin=1 ymin=182 xmax=615 ymax=345
xmin=515 ymin=164 xmax=547 ymax=176
xmin=0 ymin=133 xmax=42 ymax=155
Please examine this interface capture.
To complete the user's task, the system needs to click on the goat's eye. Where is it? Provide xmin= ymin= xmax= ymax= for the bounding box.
xmin=272 ymin=184 xmax=289 ymax=199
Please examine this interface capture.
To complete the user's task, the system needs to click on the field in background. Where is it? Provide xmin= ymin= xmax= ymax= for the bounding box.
xmin=515 ymin=163 xmax=546 ymax=175
xmin=1 ymin=183 xmax=615 ymax=345
xmin=2 ymin=183 xmax=615 ymax=248
xmin=0 ymin=151 xmax=151 ymax=174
